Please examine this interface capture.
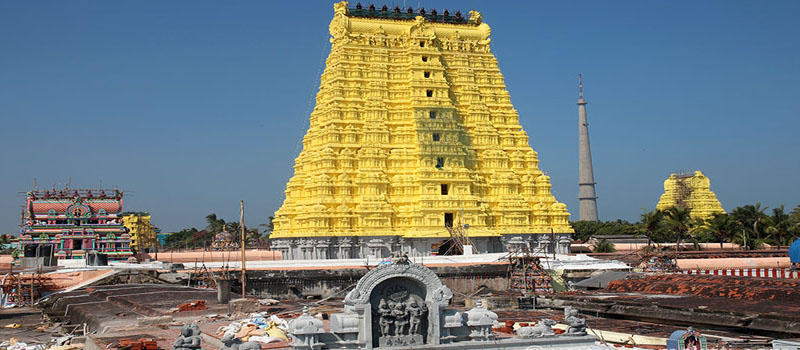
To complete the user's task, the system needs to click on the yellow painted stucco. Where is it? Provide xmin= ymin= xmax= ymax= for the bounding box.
xmin=272 ymin=2 xmax=573 ymax=239
xmin=122 ymin=212 xmax=157 ymax=250
xmin=656 ymin=171 xmax=725 ymax=220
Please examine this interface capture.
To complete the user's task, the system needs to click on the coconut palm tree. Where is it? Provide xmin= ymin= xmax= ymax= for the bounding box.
xmin=591 ymin=239 xmax=616 ymax=253
xmin=664 ymin=206 xmax=692 ymax=251
xmin=639 ymin=208 xmax=663 ymax=246
xmin=697 ymin=213 xmax=732 ymax=249
xmin=205 ymin=213 xmax=226 ymax=234
xmin=730 ymin=204 xmax=768 ymax=249
xmin=765 ymin=205 xmax=791 ymax=248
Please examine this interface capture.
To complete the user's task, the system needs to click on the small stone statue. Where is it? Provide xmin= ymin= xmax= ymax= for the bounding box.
xmin=407 ymin=299 xmax=426 ymax=335
xmin=220 ymin=333 xmax=262 ymax=350
xmin=377 ymin=299 xmax=393 ymax=336
xmin=564 ymin=306 xmax=587 ymax=335
xmin=516 ymin=319 xmax=556 ymax=338
xmin=392 ymin=301 xmax=408 ymax=336
xmin=173 ymin=323 xmax=202 ymax=350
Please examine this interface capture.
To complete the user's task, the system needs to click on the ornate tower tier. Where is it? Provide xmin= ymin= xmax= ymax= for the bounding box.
xmin=656 ymin=171 xmax=725 ymax=220
xmin=271 ymin=2 xmax=573 ymax=259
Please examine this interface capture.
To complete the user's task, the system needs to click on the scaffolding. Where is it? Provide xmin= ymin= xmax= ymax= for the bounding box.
xmin=504 ymin=245 xmax=554 ymax=295
xmin=672 ymin=171 xmax=695 ymax=210
xmin=1 ymin=268 xmax=56 ymax=307
xmin=441 ymin=223 xmax=475 ymax=256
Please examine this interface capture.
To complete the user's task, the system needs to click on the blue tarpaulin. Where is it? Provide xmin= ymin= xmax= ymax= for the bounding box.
xmin=789 ymin=238 xmax=800 ymax=263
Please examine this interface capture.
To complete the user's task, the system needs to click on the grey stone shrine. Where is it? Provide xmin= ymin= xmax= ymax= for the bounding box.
xmin=287 ymin=254 xmax=598 ymax=349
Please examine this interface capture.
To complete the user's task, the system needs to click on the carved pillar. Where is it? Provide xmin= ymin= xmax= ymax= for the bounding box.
xmin=316 ymin=240 xmax=330 ymax=259
xmin=558 ymin=235 xmax=572 ymax=254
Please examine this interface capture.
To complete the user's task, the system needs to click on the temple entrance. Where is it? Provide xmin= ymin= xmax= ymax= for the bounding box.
xmin=72 ymin=239 xmax=83 ymax=250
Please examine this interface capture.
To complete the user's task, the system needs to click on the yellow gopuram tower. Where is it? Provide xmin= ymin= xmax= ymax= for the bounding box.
xmin=271 ymin=2 xmax=573 ymax=259
xmin=656 ymin=171 xmax=725 ymax=220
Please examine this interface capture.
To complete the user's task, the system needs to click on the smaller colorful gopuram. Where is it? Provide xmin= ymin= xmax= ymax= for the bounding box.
xmin=656 ymin=171 xmax=725 ymax=220
xmin=16 ymin=188 xmax=132 ymax=260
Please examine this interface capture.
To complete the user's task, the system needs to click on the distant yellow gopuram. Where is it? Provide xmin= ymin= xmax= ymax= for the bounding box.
xmin=656 ymin=171 xmax=725 ymax=220
xmin=271 ymin=2 xmax=573 ymax=259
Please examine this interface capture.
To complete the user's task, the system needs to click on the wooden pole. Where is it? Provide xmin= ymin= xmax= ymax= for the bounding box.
xmin=240 ymin=200 xmax=246 ymax=298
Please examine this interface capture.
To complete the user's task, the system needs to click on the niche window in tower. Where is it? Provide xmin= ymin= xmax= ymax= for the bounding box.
xmin=426 ymin=89 xmax=433 ymax=97
xmin=432 ymin=133 xmax=440 ymax=141
xmin=436 ymin=157 xmax=445 ymax=169
xmin=420 ymin=41 xmax=425 ymax=47
xmin=441 ymin=184 xmax=449 ymax=195
xmin=424 ymin=71 xmax=431 ymax=78
xmin=429 ymin=110 xmax=437 ymax=119
xmin=444 ymin=213 xmax=454 ymax=227
xmin=421 ymin=56 xmax=428 ymax=62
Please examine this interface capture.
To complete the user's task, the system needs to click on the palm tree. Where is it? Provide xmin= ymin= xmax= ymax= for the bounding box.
xmin=227 ymin=221 xmax=241 ymax=235
xmin=697 ymin=213 xmax=732 ymax=249
xmin=765 ymin=205 xmax=791 ymax=248
xmin=639 ymin=208 xmax=663 ymax=246
xmin=591 ymin=239 xmax=616 ymax=253
xmin=664 ymin=206 xmax=692 ymax=251
xmin=730 ymin=203 xmax=768 ymax=249
xmin=205 ymin=213 xmax=226 ymax=234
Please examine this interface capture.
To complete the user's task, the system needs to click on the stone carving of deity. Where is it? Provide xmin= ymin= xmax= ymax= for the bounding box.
xmin=407 ymin=299 xmax=426 ymax=335
xmin=378 ymin=299 xmax=393 ymax=336
xmin=392 ymin=301 xmax=408 ymax=336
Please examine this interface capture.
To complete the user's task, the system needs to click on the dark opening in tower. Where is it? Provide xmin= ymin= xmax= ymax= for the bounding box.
xmin=444 ymin=213 xmax=454 ymax=227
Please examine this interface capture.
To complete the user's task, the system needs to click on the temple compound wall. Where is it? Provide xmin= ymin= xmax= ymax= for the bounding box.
xmin=656 ymin=171 xmax=725 ymax=220
xmin=271 ymin=2 xmax=574 ymax=259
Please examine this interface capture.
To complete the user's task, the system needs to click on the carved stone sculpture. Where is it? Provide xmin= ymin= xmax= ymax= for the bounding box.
xmin=391 ymin=301 xmax=408 ymax=336
xmin=407 ymin=299 xmax=425 ymax=335
xmin=378 ymin=299 xmax=393 ymax=336
xmin=375 ymin=284 xmax=426 ymax=347
xmin=516 ymin=319 xmax=557 ymax=338
xmin=466 ymin=300 xmax=497 ymax=341
xmin=173 ymin=323 xmax=201 ymax=350
xmin=288 ymin=307 xmax=325 ymax=350
xmin=287 ymin=252 xmax=598 ymax=350
xmin=220 ymin=333 xmax=262 ymax=350
xmin=564 ymin=306 xmax=587 ymax=335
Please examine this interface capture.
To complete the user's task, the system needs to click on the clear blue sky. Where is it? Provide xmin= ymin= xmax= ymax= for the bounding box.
xmin=1 ymin=1 xmax=799 ymax=235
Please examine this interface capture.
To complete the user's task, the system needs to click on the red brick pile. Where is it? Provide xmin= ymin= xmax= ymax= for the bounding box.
xmin=605 ymin=274 xmax=800 ymax=302
xmin=175 ymin=300 xmax=207 ymax=312
xmin=116 ymin=338 xmax=159 ymax=350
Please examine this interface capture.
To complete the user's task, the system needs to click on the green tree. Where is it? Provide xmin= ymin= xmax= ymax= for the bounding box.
xmin=591 ymin=239 xmax=616 ymax=253
xmin=765 ymin=205 xmax=791 ymax=248
xmin=730 ymin=204 xmax=768 ymax=250
xmin=639 ymin=208 xmax=663 ymax=246
xmin=696 ymin=213 xmax=735 ymax=249
xmin=205 ymin=213 xmax=226 ymax=234
xmin=664 ymin=206 xmax=692 ymax=251
xmin=164 ymin=228 xmax=199 ymax=249
xmin=262 ymin=216 xmax=275 ymax=240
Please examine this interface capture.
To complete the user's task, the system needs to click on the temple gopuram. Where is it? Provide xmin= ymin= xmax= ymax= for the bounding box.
xmin=271 ymin=2 xmax=573 ymax=260
xmin=656 ymin=171 xmax=725 ymax=220
xmin=16 ymin=188 xmax=132 ymax=261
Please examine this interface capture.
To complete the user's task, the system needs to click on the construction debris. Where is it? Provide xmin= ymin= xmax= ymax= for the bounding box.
xmin=114 ymin=338 xmax=158 ymax=350
xmin=217 ymin=312 xmax=288 ymax=344
xmin=174 ymin=301 xmax=206 ymax=312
